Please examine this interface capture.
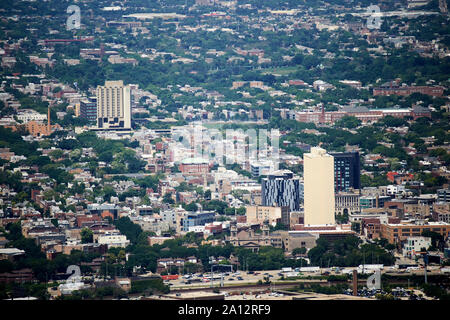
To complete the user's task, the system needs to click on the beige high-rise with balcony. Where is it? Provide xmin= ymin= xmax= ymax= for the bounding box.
xmin=96 ymin=80 xmax=131 ymax=130
xmin=304 ymin=147 xmax=335 ymax=226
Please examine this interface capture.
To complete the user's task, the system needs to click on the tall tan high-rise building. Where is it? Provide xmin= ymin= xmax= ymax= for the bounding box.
xmin=304 ymin=147 xmax=335 ymax=226
xmin=96 ymin=80 xmax=131 ymax=130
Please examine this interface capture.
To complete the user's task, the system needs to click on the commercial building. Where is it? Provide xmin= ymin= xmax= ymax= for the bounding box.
xmin=292 ymin=106 xmax=430 ymax=125
xmin=245 ymin=205 xmax=290 ymax=226
xmin=379 ymin=221 xmax=450 ymax=244
xmin=250 ymin=161 xmax=275 ymax=177
xmin=360 ymin=196 xmax=392 ymax=209
xmin=179 ymin=157 xmax=210 ymax=175
xmin=79 ymin=97 xmax=97 ymax=122
xmin=437 ymin=188 xmax=450 ymax=203
xmin=261 ymin=170 xmax=303 ymax=212
xmin=271 ymin=231 xmax=317 ymax=252
xmin=373 ymin=82 xmax=444 ymax=97
xmin=24 ymin=107 xmax=61 ymax=137
xmin=403 ymin=236 xmax=432 ymax=257
xmin=329 ymin=152 xmax=360 ymax=192
xmin=335 ymin=191 xmax=360 ymax=216
xmin=97 ymin=233 xmax=130 ymax=248
xmin=303 ymin=147 xmax=335 ymax=226
xmin=359 ymin=216 xmax=401 ymax=238
xmin=181 ymin=211 xmax=215 ymax=232
xmin=432 ymin=208 xmax=450 ymax=224
xmin=292 ymin=224 xmax=355 ymax=241
xmin=96 ymin=80 xmax=131 ymax=130
xmin=17 ymin=110 xmax=47 ymax=123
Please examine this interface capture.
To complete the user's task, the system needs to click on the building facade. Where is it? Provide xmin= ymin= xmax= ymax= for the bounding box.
xmin=261 ymin=170 xmax=303 ymax=211
xmin=271 ymin=231 xmax=317 ymax=252
xmin=329 ymin=152 xmax=360 ymax=192
xmin=181 ymin=211 xmax=215 ymax=232
xmin=80 ymin=97 xmax=97 ymax=122
xmin=245 ymin=205 xmax=289 ymax=226
xmin=335 ymin=192 xmax=360 ymax=216
xmin=437 ymin=188 xmax=450 ymax=203
xmin=403 ymin=236 xmax=432 ymax=257
xmin=96 ymin=80 xmax=131 ymax=130
xmin=228 ymin=222 xmax=271 ymax=252
xmin=360 ymin=196 xmax=392 ymax=210
xmin=303 ymin=147 xmax=335 ymax=226
xmin=380 ymin=221 xmax=450 ymax=244
xmin=179 ymin=157 xmax=210 ymax=175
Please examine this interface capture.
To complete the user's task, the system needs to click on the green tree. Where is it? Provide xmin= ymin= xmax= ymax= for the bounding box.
xmin=80 ymin=228 xmax=93 ymax=244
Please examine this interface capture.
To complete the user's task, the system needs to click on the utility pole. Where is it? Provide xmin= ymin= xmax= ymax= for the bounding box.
xmin=363 ymin=250 xmax=365 ymax=274
xmin=211 ymin=263 xmax=214 ymax=288
xmin=423 ymin=253 xmax=428 ymax=284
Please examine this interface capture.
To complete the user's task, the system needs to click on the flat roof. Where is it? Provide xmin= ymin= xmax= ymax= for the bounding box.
xmin=387 ymin=221 xmax=450 ymax=227
xmin=288 ymin=232 xmax=316 ymax=237
xmin=0 ymin=248 xmax=25 ymax=255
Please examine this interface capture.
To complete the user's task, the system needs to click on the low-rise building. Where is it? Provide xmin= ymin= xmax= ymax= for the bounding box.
xmin=271 ymin=231 xmax=317 ymax=252
xmin=335 ymin=192 xmax=360 ymax=216
xmin=245 ymin=205 xmax=289 ymax=226
xmin=403 ymin=236 xmax=432 ymax=257
xmin=148 ymin=236 xmax=174 ymax=246
xmin=227 ymin=222 xmax=271 ymax=252
xmin=180 ymin=211 xmax=215 ymax=232
xmin=97 ymin=233 xmax=130 ymax=248
xmin=380 ymin=221 xmax=450 ymax=244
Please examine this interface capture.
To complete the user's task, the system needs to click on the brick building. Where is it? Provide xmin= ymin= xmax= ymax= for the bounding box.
xmin=179 ymin=158 xmax=210 ymax=175
xmin=379 ymin=221 xmax=450 ymax=244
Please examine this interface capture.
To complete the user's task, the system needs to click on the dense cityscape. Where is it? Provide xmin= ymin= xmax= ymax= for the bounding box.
xmin=0 ymin=0 xmax=449 ymax=304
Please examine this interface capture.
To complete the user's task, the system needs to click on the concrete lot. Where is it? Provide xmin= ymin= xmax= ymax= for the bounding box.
xmin=166 ymin=266 xmax=444 ymax=290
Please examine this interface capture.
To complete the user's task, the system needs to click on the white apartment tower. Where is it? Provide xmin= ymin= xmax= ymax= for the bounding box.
xmin=96 ymin=80 xmax=131 ymax=130
xmin=304 ymin=147 xmax=335 ymax=226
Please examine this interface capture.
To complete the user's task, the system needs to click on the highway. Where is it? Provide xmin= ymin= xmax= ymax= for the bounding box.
xmin=162 ymin=266 xmax=446 ymax=291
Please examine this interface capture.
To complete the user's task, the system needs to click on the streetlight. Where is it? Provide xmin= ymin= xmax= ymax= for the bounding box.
xmin=210 ymin=263 xmax=233 ymax=288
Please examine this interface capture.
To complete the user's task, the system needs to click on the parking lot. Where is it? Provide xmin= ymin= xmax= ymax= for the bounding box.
xmin=164 ymin=265 xmax=445 ymax=290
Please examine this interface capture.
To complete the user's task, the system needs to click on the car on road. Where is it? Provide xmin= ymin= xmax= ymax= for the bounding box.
xmin=237 ymin=276 xmax=243 ymax=280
